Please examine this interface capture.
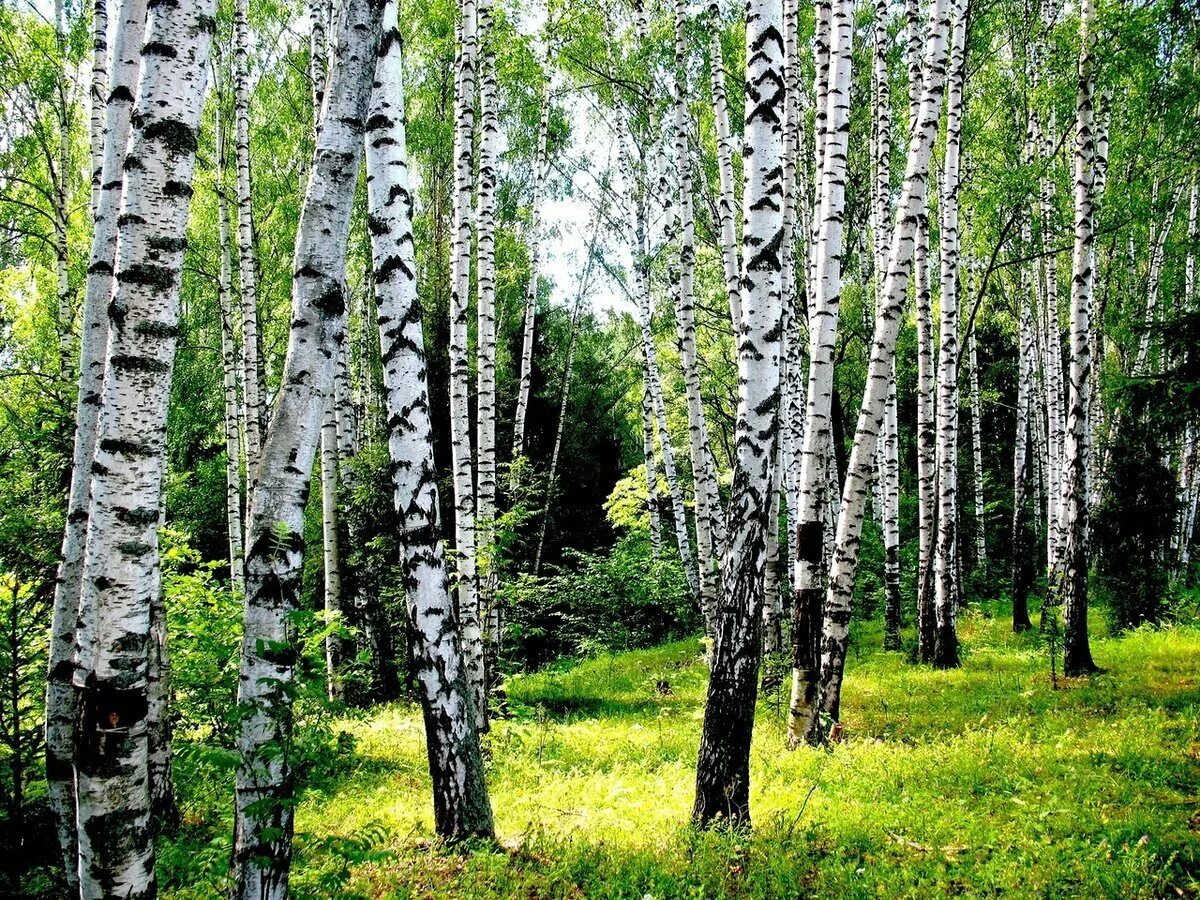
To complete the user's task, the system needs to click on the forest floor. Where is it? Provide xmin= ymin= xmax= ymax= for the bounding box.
xmin=168 ymin=609 xmax=1200 ymax=898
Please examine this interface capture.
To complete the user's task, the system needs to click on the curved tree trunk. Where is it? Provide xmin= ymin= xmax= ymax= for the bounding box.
xmin=447 ymin=0 xmax=486 ymax=731
xmin=72 ymin=0 xmax=214 ymax=891
xmin=819 ymin=0 xmax=955 ymax=723
xmin=366 ymin=6 xmax=495 ymax=838
xmin=788 ymin=0 xmax=853 ymax=748
xmin=45 ymin=0 xmax=148 ymax=885
xmin=693 ymin=0 xmax=783 ymax=825
xmin=232 ymin=2 xmax=380 ymax=893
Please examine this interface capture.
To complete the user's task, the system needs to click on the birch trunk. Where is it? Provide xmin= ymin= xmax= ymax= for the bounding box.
xmin=235 ymin=0 xmax=266 ymax=475
xmin=915 ymin=214 xmax=937 ymax=661
xmin=448 ymin=0 xmax=486 ymax=730
xmin=320 ymin=394 xmax=344 ymax=702
xmin=1012 ymin=268 xmax=1037 ymax=631
xmin=217 ymin=97 xmax=246 ymax=594
xmin=366 ymin=7 xmax=495 ymax=838
xmin=819 ymin=0 xmax=955 ymax=722
xmin=968 ymin=327 xmax=986 ymax=571
xmin=693 ymin=0 xmax=783 ymax=823
xmin=89 ymin=0 xmax=108 ymax=216
xmin=72 ymin=0 xmax=214 ymax=891
xmin=642 ymin=387 xmax=664 ymax=558
xmin=45 ymin=0 xmax=148 ymax=884
xmin=53 ymin=0 xmax=73 ymax=377
xmin=707 ymin=1 xmax=742 ymax=330
xmin=1059 ymin=0 xmax=1099 ymax=677
xmin=788 ymin=0 xmax=853 ymax=747
xmin=933 ymin=0 xmax=968 ymax=669
xmin=512 ymin=84 xmax=551 ymax=458
xmin=672 ymin=0 xmax=721 ymax=630
xmin=1133 ymin=182 xmax=1183 ymax=376
xmin=232 ymin=2 xmax=380 ymax=893
xmin=476 ymin=0 xmax=501 ymax=686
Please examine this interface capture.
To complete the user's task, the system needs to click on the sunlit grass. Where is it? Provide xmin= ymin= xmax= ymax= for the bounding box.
xmin=169 ymin=612 xmax=1200 ymax=898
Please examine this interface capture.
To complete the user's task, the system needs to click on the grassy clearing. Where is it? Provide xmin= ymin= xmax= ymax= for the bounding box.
xmin=164 ymin=610 xmax=1200 ymax=898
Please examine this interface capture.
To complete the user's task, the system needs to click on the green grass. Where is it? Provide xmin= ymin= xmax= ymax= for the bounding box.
xmin=167 ymin=611 xmax=1200 ymax=898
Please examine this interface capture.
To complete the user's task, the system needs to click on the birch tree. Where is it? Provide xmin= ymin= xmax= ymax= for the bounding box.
xmin=707 ymin=1 xmax=742 ymax=330
xmin=788 ymin=0 xmax=853 ymax=747
xmin=231 ymin=0 xmax=380 ymax=892
xmin=71 ymin=0 xmax=215 ymax=891
xmin=365 ymin=2 xmax=495 ymax=838
xmin=819 ymin=0 xmax=956 ymax=723
xmin=45 ymin=0 xmax=148 ymax=883
xmin=1058 ymin=0 xmax=1099 ymax=677
xmin=447 ymin=0 xmax=487 ymax=730
xmin=693 ymin=0 xmax=783 ymax=823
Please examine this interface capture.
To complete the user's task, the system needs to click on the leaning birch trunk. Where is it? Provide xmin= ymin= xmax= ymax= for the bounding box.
xmin=1058 ymin=0 xmax=1099 ymax=677
xmin=72 ymin=0 xmax=214 ymax=891
xmin=88 ymin=0 xmax=109 ymax=215
xmin=693 ymin=0 xmax=783 ymax=824
xmin=512 ymin=84 xmax=551 ymax=459
xmin=45 ymin=0 xmax=148 ymax=885
xmin=819 ymin=0 xmax=954 ymax=723
xmin=787 ymin=0 xmax=853 ymax=748
xmin=217 ymin=98 xmax=246 ymax=594
xmin=232 ymin=2 xmax=380 ymax=894
xmin=320 ymin=394 xmax=344 ymax=702
xmin=933 ymin=0 xmax=968 ymax=669
xmin=476 ymin=0 xmax=501 ymax=686
xmin=235 ymin=0 xmax=267 ymax=475
xmin=53 ymin=0 xmax=73 ymax=377
xmin=366 ymin=8 xmax=495 ymax=837
xmin=448 ymin=0 xmax=487 ymax=730
xmin=707 ymin=1 xmax=742 ymax=331
xmin=672 ymin=0 xmax=722 ymax=631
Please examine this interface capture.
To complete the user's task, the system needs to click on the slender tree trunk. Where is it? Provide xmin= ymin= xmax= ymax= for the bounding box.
xmin=968 ymin=325 xmax=986 ymax=573
xmin=819 ymin=0 xmax=955 ymax=723
xmin=476 ymin=0 xmax=501 ymax=697
xmin=933 ymin=0 xmax=969 ymax=669
xmin=788 ymin=0 xmax=853 ymax=748
xmin=88 ymin=0 xmax=108 ymax=216
xmin=1133 ymin=182 xmax=1183 ymax=377
xmin=1012 ymin=264 xmax=1036 ymax=631
xmin=915 ymin=214 xmax=937 ymax=661
xmin=512 ymin=84 xmax=551 ymax=458
xmin=448 ymin=0 xmax=486 ymax=731
xmin=216 ymin=93 xmax=246 ymax=594
xmin=148 ymin=551 xmax=179 ymax=832
xmin=641 ymin=386 xmax=664 ymax=558
xmin=45 ymin=0 xmax=148 ymax=886
xmin=72 ymin=0 xmax=214 ymax=892
xmin=1059 ymin=0 xmax=1099 ymax=677
xmin=672 ymin=0 xmax=721 ymax=631
xmin=232 ymin=3 xmax=380 ymax=894
xmin=762 ymin=438 xmax=784 ymax=657
xmin=53 ymin=0 xmax=73 ymax=377
xmin=320 ymin=394 xmax=344 ymax=702
xmin=366 ymin=8 xmax=495 ymax=838
xmin=707 ymin=1 xmax=742 ymax=331
xmin=235 ymin=0 xmax=267 ymax=476
xmin=693 ymin=0 xmax=783 ymax=825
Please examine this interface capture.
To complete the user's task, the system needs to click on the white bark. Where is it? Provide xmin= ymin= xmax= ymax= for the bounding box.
xmin=968 ymin=326 xmax=986 ymax=569
xmin=820 ymin=0 xmax=955 ymax=722
xmin=235 ymin=0 xmax=266 ymax=475
xmin=72 ymin=0 xmax=214 ymax=892
xmin=787 ymin=0 xmax=853 ymax=747
xmin=45 ymin=0 xmax=148 ymax=886
xmin=448 ymin=0 xmax=486 ymax=730
xmin=89 ymin=0 xmax=109 ymax=216
xmin=232 ymin=1 xmax=380 ymax=893
xmin=672 ymin=0 xmax=722 ymax=632
xmin=366 ymin=7 xmax=495 ymax=838
xmin=1133 ymin=181 xmax=1183 ymax=376
xmin=693 ymin=0 xmax=783 ymax=823
xmin=707 ymin=1 xmax=742 ymax=330
xmin=320 ymin=394 xmax=343 ymax=702
xmin=933 ymin=0 xmax=968 ymax=668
